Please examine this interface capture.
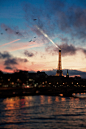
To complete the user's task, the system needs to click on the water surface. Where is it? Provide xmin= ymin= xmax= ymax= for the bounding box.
xmin=0 ymin=93 xmax=86 ymax=129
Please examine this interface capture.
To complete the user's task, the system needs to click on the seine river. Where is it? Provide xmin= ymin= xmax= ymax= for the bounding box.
xmin=0 ymin=93 xmax=86 ymax=129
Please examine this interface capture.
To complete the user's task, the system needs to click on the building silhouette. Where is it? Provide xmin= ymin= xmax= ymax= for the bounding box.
xmin=66 ymin=69 xmax=69 ymax=78
xmin=56 ymin=49 xmax=63 ymax=76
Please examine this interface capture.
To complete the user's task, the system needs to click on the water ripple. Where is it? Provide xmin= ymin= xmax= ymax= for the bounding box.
xmin=0 ymin=94 xmax=86 ymax=129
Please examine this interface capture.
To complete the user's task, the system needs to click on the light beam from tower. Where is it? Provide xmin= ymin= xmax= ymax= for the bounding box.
xmin=35 ymin=25 xmax=63 ymax=76
xmin=35 ymin=25 xmax=60 ymax=49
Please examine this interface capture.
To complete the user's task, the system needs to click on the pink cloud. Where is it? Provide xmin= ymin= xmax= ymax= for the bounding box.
xmin=7 ymin=42 xmax=43 ymax=52
xmin=0 ymin=39 xmax=20 ymax=47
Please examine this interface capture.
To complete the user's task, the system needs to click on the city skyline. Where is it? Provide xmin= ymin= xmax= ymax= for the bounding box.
xmin=0 ymin=0 xmax=86 ymax=78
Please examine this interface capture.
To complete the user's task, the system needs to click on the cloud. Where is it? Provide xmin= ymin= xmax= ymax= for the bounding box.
xmin=0 ymin=51 xmax=11 ymax=59
xmin=82 ymin=49 xmax=86 ymax=55
xmin=1 ymin=23 xmax=23 ymax=37
xmin=60 ymin=44 xmax=86 ymax=56
xmin=63 ymin=69 xmax=86 ymax=78
xmin=44 ymin=69 xmax=56 ymax=75
xmin=59 ymin=37 xmax=69 ymax=43
xmin=60 ymin=43 xmax=77 ymax=56
xmin=17 ymin=58 xmax=28 ymax=62
xmin=5 ymin=66 xmax=13 ymax=70
xmin=45 ymin=43 xmax=86 ymax=56
xmin=8 ymin=42 xmax=43 ymax=52
xmin=0 ymin=51 xmax=28 ymax=68
xmin=4 ymin=57 xmax=28 ymax=66
xmin=23 ymin=0 xmax=86 ymax=44
xmin=4 ymin=58 xmax=18 ymax=65
xmin=24 ymin=50 xmax=34 ymax=57
xmin=0 ymin=39 xmax=20 ymax=48
xmin=23 ymin=2 xmax=57 ymax=38
xmin=41 ymin=69 xmax=86 ymax=78
xmin=31 ymin=27 xmax=43 ymax=36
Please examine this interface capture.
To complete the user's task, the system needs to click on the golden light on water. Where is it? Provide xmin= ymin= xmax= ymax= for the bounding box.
xmin=3 ymin=97 xmax=20 ymax=110
xmin=61 ymin=97 xmax=66 ymax=101
xmin=48 ymin=96 xmax=52 ymax=104
xmin=55 ymin=96 xmax=59 ymax=102
xmin=40 ymin=95 xmax=45 ymax=104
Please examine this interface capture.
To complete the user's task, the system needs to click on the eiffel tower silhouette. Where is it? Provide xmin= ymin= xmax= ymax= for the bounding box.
xmin=56 ymin=49 xmax=63 ymax=76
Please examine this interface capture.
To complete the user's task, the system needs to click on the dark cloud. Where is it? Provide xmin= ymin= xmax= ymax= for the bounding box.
xmin=0 ymin=51 xmax=28 ymax=66
xmin=1 ymin=24 xmax=13 ymax=34
xmin=73 ymin=8 xmax=86 ymax=28
xmin=41 ymin=69 xmax=86 ymax=78
xmin=1 ymin=23 xmax=23 ymax=37
xmin=45 ymin=43 xmax=77 ymax=56
xmin=31 ymin=27 xmax=43 ymax=36
xmin=60 ymin=44 xmax=77 ymax=56
xmin=63 ymin=69 xmax=86 ymax=79
xmin=17 ymin=58 xmax=28 ymax=62
xmin=4 ymin=58 xmax=18 ymax=65
xmin=0 ymin=51 xmax=11 ymax=59
xmin=24 ymin=50 xmax=34 ymax=57
xmin=45 ymin=45 xmax=58 ymax=56
xmin=82 ymin=49 xmax=86 ymax=54
xmin=45 ymin=43 xmax=86 ymax=56
xmin=23 ymin=1 xmax=58 ymax=38
xmin=28 ymin=68 xmax=86 ymax=78
xmin=46 ymin=1 xmax=86 ymax=35
xmin=23 ymin=0 xmax=86 ymax=44
xmin=4 ymin=57 xmax=28 ymax=66
xmin=31 ymin=27 xmax=49 ymax=44
xmin=59 ymin=37 xmax=69 ymax=43
xmin=44 ymin=69 xmax=56 ymax=76
xmin=5 ymin=66 xmax=13 ymax=70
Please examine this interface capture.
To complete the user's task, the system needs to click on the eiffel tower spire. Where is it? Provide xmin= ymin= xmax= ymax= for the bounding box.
xmin=56 ymin=49 xmax=63 ymax=76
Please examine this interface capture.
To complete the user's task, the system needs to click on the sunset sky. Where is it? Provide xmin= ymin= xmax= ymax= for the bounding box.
xmin=0 ymin=0 xmax=86 ymax=78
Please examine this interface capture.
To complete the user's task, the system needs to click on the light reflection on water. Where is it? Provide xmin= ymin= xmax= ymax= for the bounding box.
xmin=0 ymin=93 xmax=86 ymax=129
xmin=73 ymin=92 xmax=86 ymax=98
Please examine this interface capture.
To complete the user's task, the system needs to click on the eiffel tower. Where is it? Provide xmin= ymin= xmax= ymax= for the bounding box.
xmin=56 ymin=49 xmax=63 ymax=76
